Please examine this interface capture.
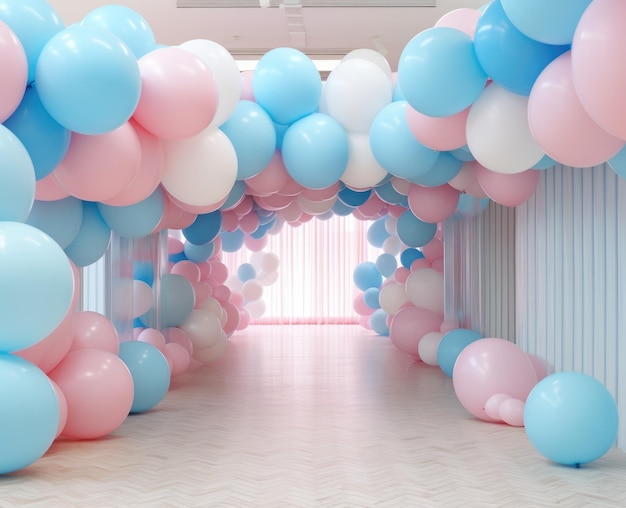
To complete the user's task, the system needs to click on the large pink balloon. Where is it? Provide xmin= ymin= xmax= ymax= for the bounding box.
xmin=571 ymin=0 xmax=626 ymax=140
xmin=0 ymin=20 xmax=27 ymax=122
xmin=529 ymin=51 xmax=624 ymax=167
xmin=35 ymin=171 xmax=71 ymax=201
xmin=407 ymin=183 xmax=460 ymax=223
xmin=49 ymin=349 xmax=134 ymax=440
xmin=406 ymin=104 xmax=469 ymax=151
xmin=452 ymin=338 xmax=538 ymax=422
xmin=68 ymin=311 xmax=120 ymax=355
xmin=133 ymin=46 xmax=218 ymax=140
xmin=389 ymin=304 xmax=443 ymax=358
xmin=476 ymin=167 xmax=540 ymax=207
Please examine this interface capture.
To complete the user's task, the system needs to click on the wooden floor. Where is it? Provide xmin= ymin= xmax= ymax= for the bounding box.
xmin=1 ymin=325 xmax=625 ymax=507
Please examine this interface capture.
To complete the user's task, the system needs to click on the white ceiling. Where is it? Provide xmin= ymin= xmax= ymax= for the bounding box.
xmin=46 ymin=0 xmax=485 ymax=70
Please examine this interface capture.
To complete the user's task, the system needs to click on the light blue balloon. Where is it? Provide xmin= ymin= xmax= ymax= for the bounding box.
xmin=0 ymin=222 xmax=74 ymax=351
xmin=456 ymin=195 xmax=490 ymax=216
xmin=392 ymin=80 xmax=406 ymax=102
xmin=26 ymin=197 xmax=83 ymax=249
xmin=353 ymin=262 xmax=382 ymax=292
xmin=80 ymin=4 xmax=157 ymax=59
xmin=220 ymin=180 xmax=247 ymax=211
xmin=370 ymin=309 xmax=389 ymax=336
xmin=474 ymin=0 xmax=570 ymax=96
xmin=500 ymin=0 xmax=592 ymax=46
xmin=367 ymin=218 xmax=390 ymax=248
xmin=64 ymin=201 xmax=112 ymax=267
xmin=0 ymin=0 xmax=65 ymax=83
xmin=220 ymin=229 xmax=245 ymax=253
xmin=35 ymin=24 xmax=141 ymax=135
xmin=0 ymin=353 xmax=59 ymax=474
xmin=524 ymin=372 xmax=619 ymax=466
xmin=374 ymin=181 xmax=408 ymax=205
xmin=220 ymin=100 xmax=277 ymax=180
xmin=369 ymin=102 xmax=439 ymax=181
xmin=183 ymin=240 xmax=215 ymax=263
xmin=97 ymin=187 xmax=165 ymax=239
xmin=157 ymin=274 xmax=195 ymax=328
xmin=450 ymin=145 xmax=475 ymax=162
xmin=331 ymin=200 xmax=355 ymax=216
xmin=532 ymin=154 xmax=557 ymax=170
xmin=363 ymin=287 xmax=381 ymax=310
xmin=119 ymin=341 xmax=170 ymax=414
xmin=412 ymin=152 xmax=463 ymax=187
xmin=0 ymin=124 xmax=35 ymax=222
xmin=253 ymin=47 xmax=322 ymax=125
xmin=437 ymin=328 xmax=483 ymax=377
xmin=273 ymin=122 xmax=289 ymax=151
xmin=375 ymin=253 xmax=397 ymax=278
xmin=608 ymin=146 xmax=626 ymax=179
xmin=237 ymin=263 xmax=257 ymax=283
xmin=396 ymin=209 xmax=437 ymax=248
xmin=4 ymin=85 xmax=71 ymax=180
xmin=282 ymin=113 xmax=349 ymax=190
xmin=398 ymin=27 xmax=488 ymax=117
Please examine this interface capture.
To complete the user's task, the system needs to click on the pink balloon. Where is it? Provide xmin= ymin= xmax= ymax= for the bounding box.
xmin=358 ymin=193 xmax=386 ymax=218
xmin=571 ymin=0 xmax=626 ymax=140
xmin=245 ymin=151 xmax=289 ymax=196
xmin=209 ymin=260 xmax=229 ymax=284
xmin=54 ymin=122 xmax=141 ymax=202
xmin=394 ymin=267 xmax=410 ymax=284
xmin=221 ymin=301 xmax=240 ymax=336
xmin=254 ymin=193 xmax=294 ymax=211
xmin=483 ymin=393 xmax=511 ymax=421
xmin=408 ymin=183 xmax=460 ymax=223
xmin=49 ymin=349 xmax=134 ymax=440
xmin=358 ymin=314 xmax=372 ymax=330
xmin=156 ymin=194 xmax=197 ymax=230
xmin=499 ymin=398 xmax=525 ymax=427
xmin=236 ymin=307 xmax=251 ymax=331
xmin=440 ymin=318 xmax=460 ymax=335
xmin=240 ymin=70 xmax=255 ymax=102
xmin=421 ymin=238 xmax=444 ymax=261
xmin=406 ymin=105 xmax=469 ymax=151
xmin=239 ymin=212 xmax=260 ymax=234
xmin=353 ymin=292 xmax=375 ymax=316
xmin=476 ymin=167 xmax=540 ymax=207
xmin=528 ymin=51 xmax=624 ymax=167
xmin=168 ymin=236 xmax=184 ymax=255
xmin=133 ymin=46 xmax=218 ymax=140
xmin=192 ymin=281 xmax=212 ymax=307
xmin=435 ymin=8 xmax=481 ymax=39
xmin=212 ymin=284 xmax=231 ymax=303
xmin=430 ymin=257 xmax=444 ymax=273
xmin=48 ymin=378 xmax=68 ymax=439
xmin=300 ymin=182 xmax=340 ymax=201
xmin=527 ymin=353 xmax=552 ymax=381
xmin=137 ymin=328 xmax=166 ymax=351
xmin=69 ymin=311 xmax=120 ymax=355
xmin=453 ymin=338 xmax=538 ymax=422
xmin=389 ymin=305 xmax=443 ymax=357
xmin=0 ymin=20 xmax=28 ymax=122
xmin=162 ymin=342 xmax=191 ymax=377
xmin=164 ymin=327 xmax=194 ymax=357
xmin=229 ymin=290 xmax=245 ymax=308
xmin=244 ymin=234 xmax=268 ymax=252
xmin=231 ymin=195 xmax=254 ymax=217
xmin=35 ymin=171 xmax=71 ymax=201
xmin=171 ymin=260 xmax=201 ymax=282
xmin=449 ymin=161 xmax=489 ymax=198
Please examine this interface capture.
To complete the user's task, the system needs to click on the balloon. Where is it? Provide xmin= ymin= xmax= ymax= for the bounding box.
xmin=375 ymin=253 xmax=397 ymax=278
xmin=378 ymin=282 xmax=410 ymax=316
xmin=0 ymin=353 xmax=59 ymax=475
xmin=437 ymin=328 xmax=483 ymax=378
xmin=97 ymin=187 xmax=165 ymax=239
xmin=389 ymin=305 xmax=442 ymax=357
xmin=483 ymin=393 xmax=511 ymax=421
xmin=499 ymin=398 xmax=525 ymax=427
xmin=408 ymin=183 xmax=460 ymax=223
xmin=418 ymin=331 xmax=443 ymax=366
xmin=524 ymin=372 xmax=619 ymax=466
xmin=411 ymin=152 xmax=463 ymax=187
xmin=353 ymin=262 xmax=382 ymax=292
xmin=252 ymin=47 xmax=322 ymax=125
xmin=369 ymin=309 xmax=390 ymax=336
xmin=0 ymin=221 xmax=74 ymax=352
xmin=35 ymin=171 xmax=70 ymax=201
xmin=162 ymin=342 xmax=191 ymax=377
xmin=406 ymin=105 xmax=469 ymax=152
xmin=342 ymin=48 xmax=392 ymax=79
xmin=396 ymin=209 xmax=437 ymax=248
xmin=49 ymin=378 xmax=68 ymax=438
xmin=180 ymin=309 xmax=224 ymax=352
xmin=36 ymin=25 xmax=141 ymax=135
xmin=405 ymin=268 xmax=445 ymax=316
xmin=245 ymin=151 xmax=290 ymax=196
xmin=397 ymin=27 xmax=488 ymax=117
xmin=434 ymin=8 xmax=481 ymax=38
xmin=476 ymin=167 xmax=541 ymax=207
xmin=192 ymin=329 xmax=228 ymax=363
xmin=64 ymin=201 xmax=112 ymax=268
xmin=400 ymin=248 xmax=425 ymax=269
xmin=119 ymin=341 xmax=170 ymax=414
xmin=0 ymin=124 xmax=35 ymax=222
xmin=68 ymin=311 xmax=120 ymax=355
xmin=49 ymin=349 xmax=134 ymax=440
xmin=156 ymin=274 xmax=196 ymax=328
xmin=133 ymin=280 xmax=153 ymax=318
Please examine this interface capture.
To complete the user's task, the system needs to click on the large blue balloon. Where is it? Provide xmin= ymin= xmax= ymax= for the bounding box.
xmin=412 ymin=152 xmax=463 ymax=187
xmin=64 ymin=201 xmax=112 ymax=267
xmin=370 ymin=309 xmax=389 ymax=336
xmin=253 ymin=47 xmax=322 ymax=125
xmin=0 ymin=222 xmax=74 ymax=352
xmin=282 ymin=113 xmax=349 ymax=190
xmin=363 ymin=287 xmax=381 ymax=310
xmin=396 ymin=210 xmax=437 ymax=248
xmin=400 ymin=248 xmax=424 ymax=269
xmin=220 ymin=100 xmax=277 ymax=180
xmin=0 ymin=353 xmax=59 ymax=474
xmin=220 ymin=229 xmax=245 ymax=253
xmin=183 ymin=240 xmax=215 ymax=263
xmin=524 ymin=372 xmax=619 ymax=466
xmin=4 ymin=85 xmax=71 ymax=180
xmin=437 ymin=328 xmax=483 ymax=377
xmin=353 ymin=262 xmax=382 ymax=292
xmin=367 ymin=218 xmax=390 ymax=248
xmin=97 ymin=187 xmax=165 ymax=239
xmin=474 ymin=0 xmax=570 ymax=96
xmin=0 ymin=124 xmax=35 ymax=222
xmin=183 ymin=211 xmax=223 ymax=246
xmin=398 ymin=27 xmax=488 ymax=117
xmin=369 ymin=102 xmax=439 ymax=181
xmin=119 ymin=341 xmax=170 ymax=414
xmin=0 ymin=0 xmax=64 ymax=83
xmin=26 ymin=196 xmax=83 ymax=249
xmin=80 ymin=4 xmax=157 ymax=59
xmin=36 ymin=24 xmax=141 ymax=135
xmin=157 ymin=274 xmax=195 ymax=328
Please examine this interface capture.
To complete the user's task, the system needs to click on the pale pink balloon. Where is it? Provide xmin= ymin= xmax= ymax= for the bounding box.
xmin=358 ymin=314 xmax=372 ymax=330
xmin=300 ymin=182 xmax=340 ymax=201
xmin=440 ymin=319 xmax=460 ymax=335
xmin=571 ymin=0 xmax=626 ymax=140
xmin=35 ymin=171 xmax=71 ymax=201
xmin=408 ymin=183 xmax=460 ymax=223
xmin=239 ymin=212 xmax=260 ymax=234
xmin=483 ymin=393 xmax=511 ymax=421
xmin=254 ymin=193 xmax=294 ymax=211
xmin=162 ymin=342 xmax=191 ymax=377
xmin=221 ymin=301 xmax=240 ymax=336
xmin=212 ymin=283 xmax=232 ymax=303
xmin=171 ymin=260 xmax=201 ymax=282
xmin=244 ymin=234 xmax=268 ymax=252
xmin=240 ymin=70 xmax=255 ymax=101
xmin=430 ymin=258 xmax=444 ymax=273
xmin=156 ymin=194 xmax=197 ymax=230
xmin=229 ymin=290 xmax=245 ymax=308
xmin=434 ymin=8 xmax=481 ymax=39
xmin=406 ymin=105 xmax=469 ymax=151
xmin=389 ymin=304 xmax=443 ymax=357
xmin=231 ymin=195 xmax=254 ymax=217
xmin=192 ymin=281 xmax=212 ymax=307
xmin=164 ymin=326 xmax=194 ymax=357
xmin=245 ymin=151 xmax=289 ymax=196
xmin=137 ymin=328 xmax=166 ymax=351
xmin=527 ymin=353 xmax=552 ymax=381
xmin=134 ymin=46 xmax=218 ymax=140
xmin=353 ymin=292 xmax=375 ymax=316
xmin=167 ymin=190 xmax=228 ymax=215
xmin=358 ymin=193 xmax=386 ymax=217
xmin=69 ymin=310 xmax=120 ymax=355
xmin=499 ymin=398 xmax=525 ymax=427
xmin=236 ymin=307 xmax=251 ymax=331
xmin=0 ymin=20 xmax=28 ymax=122
xmin=394 ymin=267 xmax=410 ymax=284
xmin=449 ymin=161 xmax=489 ymax=198
xmin=476 ymin=167 xmax=540 ymax=207
xmin=453 ymin=338 xmax=538 ymax=422
xmin=54 ymin=122 xmax=141 ymax=202
xmin=48 ymin=378 xmax=68 ymax=439
xmin=528 ymin=51 xmax=624 ymax=167
xmin=421 ymin=238 xmax=444 ymax=261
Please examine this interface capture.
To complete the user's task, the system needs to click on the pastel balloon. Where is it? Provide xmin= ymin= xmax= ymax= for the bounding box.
xmin=0 ymin=19 xmax=27 ymax=123
xmin=411 ymin=152 xmax=463 ymax=188
xmin=499 ymin=398 xmax=525 ymax=427
xmin=483 ymin=393 xmax=511 ymax=422
xmin=97 ymin=187 xmax=165 ymax=239
xmin=437 ymin=328 xmax=483 ymax=378
xmin=389 ymin=305 xmax=443 ymax=357
xmin=406 ymin=105 xmax=469 ymax=151
xmin=434 ymin=8 xmax=481 ymax=38
xmin=341 ymin=132 xmax=389 ymax=190
xmin=181 ymin=309 xmax=224 ymax=351
xmin=64 ymin=202 xmax=112 ymax=268
xmin=0 ymin=124 xmax=36 ymax=222
xmin=162 ymin=342 xmax=191 ymax=377
xmin=408 ymin=183 xmax=460 ymax=223
xmin=343 ymin=48 xmax=392 ymax=79
xmin=476 ymin=167 xmax=541 ymax=207
xmin=396 ymin=209 xmax=437 ymax=248
xmin=69 ymin=311 xmax=120 ymax=355
xmin=418 ymin=331 xmax=443 ymax=366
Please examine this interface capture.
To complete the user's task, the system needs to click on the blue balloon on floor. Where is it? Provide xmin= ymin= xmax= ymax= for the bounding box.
xmin=370 ymin=309 xmax=389 ymax=336
xmin=437 ymin=328 xmax=483 ymax=377
xmin=524 ymin=371 xmax=619 ymax=467
xmin=119 ymin=341 xmax=170 ymax=414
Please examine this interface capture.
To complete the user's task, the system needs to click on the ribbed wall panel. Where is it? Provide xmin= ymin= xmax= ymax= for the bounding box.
xmin=80 ymin=257 xmax=108 ymax=315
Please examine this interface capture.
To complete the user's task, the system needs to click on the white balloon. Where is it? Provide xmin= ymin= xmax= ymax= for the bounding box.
xmin=180 ymin=309 xmax=223 ymax=350
xmin=343 ymin=48 xmax=392 ymax=80
xmin=243 ymin=279 xmax=263 ymax=302
xmin=466 ymin=83 xmax=545 ymax=174
xmin=418 ymin=331 xmax=442 ymax=366
xmin=133 ymin=280 xmax=153 ymax=318
xmin=378 ymin=282 xmax=409 ymax=315
xmin=261 ymin=253 xmax=280 ymax=273
xmin=198 ymin=295 xmax=223 ymax=319
xmin=193 ymin=330 xmax=228 ymax=363
xmin=383 ymin=236 xmax=403 ymax=256
xmin=257 ymin=270 xmax=279 ymax=287
xmin=297 ymin=195 xmax=337 ymax=215
xmin=405 ymin=268 xmax=444 ymax=316
xmin=341 ymin=132 xmax=389 ymax=189
xmin=245 ymin=298 xmax=266 ymax=319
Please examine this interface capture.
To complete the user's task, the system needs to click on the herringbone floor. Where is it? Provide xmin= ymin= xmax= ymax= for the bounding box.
xmin=1 ymin=325 xmax=625 ymax=507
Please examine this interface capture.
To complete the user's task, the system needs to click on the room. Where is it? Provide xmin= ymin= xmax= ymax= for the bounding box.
xmin=1 ymin=0 xmax=625 ymax=506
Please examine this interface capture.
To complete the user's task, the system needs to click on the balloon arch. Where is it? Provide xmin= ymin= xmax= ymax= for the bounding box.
xmin=0 ymin=0 xmax=621 ymax=474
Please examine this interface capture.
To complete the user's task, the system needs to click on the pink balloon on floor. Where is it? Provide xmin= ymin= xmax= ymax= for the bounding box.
xmin=165 ymin=327 xmax=194 ymax=357
xmin=499 ymin=398 xmax=525 ymax=427
xmin=389 ymin=305 xmax=443 ymax=357
xmin=476 ymin=167 xmax=540 ymax=207
xmin=137 ymin=328 xmax=166 ymax=351
xmin=483 ymin=393 xmax=511 ymax=422
xmin=162 ymin=342 xmax=191 ymax=377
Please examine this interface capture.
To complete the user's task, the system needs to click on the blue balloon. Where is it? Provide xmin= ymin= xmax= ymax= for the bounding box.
xmin=608 ymin=146 xmax=626 ymax=179
xmin=220 ymin=180 xmax=247 ymax=210
xmin=0 ymin=124 xmax=35 ymax=222
xmin=331 ymin=200 xmax=355 ymax=216
xmin=367 ymin=218 xmax=390 ymax=248
xmin=0 ymin=0 xmax=65 ymax=83
xmin=532 ymin=154 xmax=557 ymax=170
xmin=64 ymin=201 xmax=112 ymax=267
xmin=0 ymin=353 xmax=59 ymax=474
xmin=0 ymin=222 xmax=74 ymax=352
xmin=400 ymin=248 xmax=424 ymax=269
xmin=396 ymin=210 xmax=437 ymax=248
xmin=35 ymin=25 xmax=141 ymax=135
xmin=500 ymin=0 xmax=592 ymax=46
xmin=183 ymin=210 xmax=223 ymax=246
xmin=450 ymin=145 xmax=475 ymax=162
xmin=282 ymin=113 xmax=349 ymax=190
xmin=249 ymin=221 xmax=273 ymax=240
xmin=456 ymin=195 xmax=490 ymax=216
xmin=338 ymin=187 xmax=371 ymax=207
xmin=437 ymin=328 xmax=483 ymax=377
xmin=97 ymin=187 xmax=165 ymax=239
xmin=80 ymin=4 xmax=157 ymax=59
xmin=370 ymin=309 xmax=389 ymax=336
xmin=26 ymin=196 xmax=83 ymax=249
xmin=412 ymin=152 xmax=463 ymax=187
xmin=119 ymin=341 xmax=170 ymax=414
xmin=398 ymin=27 xmax=488 ymax=117
xmin=220 ymin=100 xmax=277 ymax=180
xmin=157 ymin=274 xmax=195 ymax=328
xmin=237 ymin=263 xmax=257 ymax=283
xmin=369 ymin=102 xmax=439 ymax=181
xmin=375 ymin=253 xmax=397 ymax=278
xmin=133 ymin=261 xmax=155 ymax=286
xmin=353 ymin=262 xmax=382 ymax=292
xmin=253 ymin=47 xmax=322 ymax=125
xmin=273 ymin=121 xmax=289 ymax=151
xmin=474 ymin=0 xmax=570 ymax=96
xmin=220 ymin=229 xmax=245 ymax=253
xmin=374 ymin=181 xmax=408 ymax=205
xmin=524 ymin=372 xmax=619 ymax=466
xmin=183 ymin=240 xmax=215 ymax=263
xmin=363 ymin=287 xmax=381 ymax=310
xmin=392 ymin=80 xmax=406 ymax=102
xmin=4 ymin=85 xmax=71 ymax=180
